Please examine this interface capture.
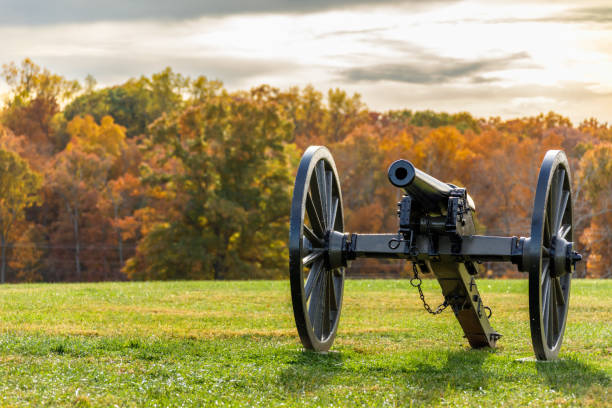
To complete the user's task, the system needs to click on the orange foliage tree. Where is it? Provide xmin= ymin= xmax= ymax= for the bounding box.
xmin=578 ymin=143 xmax=612 ymax=278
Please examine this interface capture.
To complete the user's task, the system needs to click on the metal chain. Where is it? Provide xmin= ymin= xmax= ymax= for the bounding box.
xmin=410 ymin=262 xmax=449 ymax=315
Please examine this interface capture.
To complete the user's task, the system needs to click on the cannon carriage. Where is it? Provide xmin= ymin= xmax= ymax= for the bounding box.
xmin=289 ymin=146 xmax=582 ymax=360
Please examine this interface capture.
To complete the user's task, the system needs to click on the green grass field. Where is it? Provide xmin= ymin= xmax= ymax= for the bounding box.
xmin=0 ymin=279 xmax=610 ymax=407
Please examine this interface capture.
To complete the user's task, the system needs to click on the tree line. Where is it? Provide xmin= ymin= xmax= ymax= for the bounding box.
xmin=0 ymin=59 xmax=610 ymax=282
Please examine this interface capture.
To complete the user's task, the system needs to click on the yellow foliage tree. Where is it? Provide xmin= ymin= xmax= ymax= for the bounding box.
xmin=0 ymin=148 xmax=42 ymax=282
xmin=66 ymin=115 xmax=127 ymax=158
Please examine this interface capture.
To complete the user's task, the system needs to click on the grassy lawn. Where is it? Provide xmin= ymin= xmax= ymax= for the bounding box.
xmin=0 ymin=279 xmax=609 ymax=407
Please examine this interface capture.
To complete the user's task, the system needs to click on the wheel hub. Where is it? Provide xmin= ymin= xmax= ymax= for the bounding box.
xmin=327 ymin=230 xmax=347 ymax=270
xmin=550 ymin=236 xmax=580 ymax=278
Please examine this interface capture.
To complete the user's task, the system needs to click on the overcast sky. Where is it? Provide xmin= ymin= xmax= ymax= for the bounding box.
xmin=1 ymin=0 xmax=611 ymax=123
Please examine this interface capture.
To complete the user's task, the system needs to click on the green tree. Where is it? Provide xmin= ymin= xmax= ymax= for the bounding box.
xmin=63 ymin=68 xmax=214 ymax=138
xmin=126 ymin=90 xmax=295 ymax=280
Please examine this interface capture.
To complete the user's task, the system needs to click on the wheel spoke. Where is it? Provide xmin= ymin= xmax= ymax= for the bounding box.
xmin=550 ymin=171 xmax=558 ymax=223
xmin=551 ymin=285 xmax=560 ymax=339
xmin=541 ymin=259 xmax=550 ymax=286
xmin=308 ymin=269 xmax=325 ymax=338
xmin=547 ymin=282 xmax=555 ymax=345
xmin=554 ymin=276 xmax=565 ymax=306
xmin=329 ymin=270 xmax=339 ymax=312
xmin=552 ymin=169 xmax=565 ymax=233
xmin=315 ymin=161 xmax=328 ymax=229
xmin=542 ymin=271 xmax=550 ymax=329
xmin=306 ymin=192 xmax=325 ymax=238
xmin=303 ymin=251 xmax=323 ymax=267
xmin=330 ymin=197 xmax=339 ymax=232
xmin=303 ymin=225 xmax=323 ymax=247
xmin=322 ymin=270 xmax=331 ymax=337
xmin=556 ymin=190 xmax=569 ymax=233
xmin=325 ymin=170 xmax=333 ymax=228
xmin=544 ymin=209 xmax=551 ymax=243
xmin=304 ymin=260 xmax=323 ymax=301
xmin=559 ymin=224 xmax=571 ymax=239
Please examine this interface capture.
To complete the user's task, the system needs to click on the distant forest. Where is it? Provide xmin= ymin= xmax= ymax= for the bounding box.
xmin=0 ymin=58 xmax=610 ymax=282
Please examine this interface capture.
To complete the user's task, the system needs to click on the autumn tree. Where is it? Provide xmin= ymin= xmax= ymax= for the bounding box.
xmin=332 ymin=124 xmax=392 ymax=233
xmin=66 ymin=115 xmax=127 ymax=156
xmin=577 ymin=143 xmax=612 ymax=278
xmin=126 ymin=90 xmax=295 ymax=280
xmin=45 ymin=115 xmax=127 ymax=281
xmin=3 ymin=61 xmax=611 ymax=280
xmin=324 ymin=88 xmax=367 ymax=143
xmin=408 ymin=110 xmax=480 ymax=133
xmin=64 ymin=68 xmax=219 ymax=138
xmin=9 ymin=226 xmax=45 ymax=282
xmin=99 ymin=173 xmax=143 ymax=270
xmin=0 ymin=148 xmax=42 ymax=283
xmin=190 ymin=75 xmax=224 ymax=104
xmin=277 ymin=85 xmax=327 ymax=147
xmin=1 ymin=59 xmax=80 ymax=163
xmin=46 ymin=149 xmax=109 ymax=280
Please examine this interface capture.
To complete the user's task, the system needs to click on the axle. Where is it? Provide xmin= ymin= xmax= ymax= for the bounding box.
xmin=327 ymin=232 xmax=524 ymax=267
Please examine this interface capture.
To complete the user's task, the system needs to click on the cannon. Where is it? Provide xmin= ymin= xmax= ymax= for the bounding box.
xmin=289 ymin=146 xmax=582 ymax=360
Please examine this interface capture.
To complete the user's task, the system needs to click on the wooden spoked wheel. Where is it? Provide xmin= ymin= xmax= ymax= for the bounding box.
xmin=289 ymin=146 xmax=345 ymax=352
xmin=525 ymin=150 xmax=575 ymax=360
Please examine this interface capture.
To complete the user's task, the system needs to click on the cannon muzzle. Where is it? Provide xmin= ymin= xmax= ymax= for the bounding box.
xmin=388 ymin=159 xmax=455 ymax=213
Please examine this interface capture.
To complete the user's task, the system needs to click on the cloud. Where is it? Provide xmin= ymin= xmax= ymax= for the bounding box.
xmin=342 ymin=51 xmax=532 ymax=84
xmin=537 ymin=6 xmax=612 ymax=24
xmin=31 ymin=55 xmax=301 ymax=88
xmin=447 ymin=6 xmax=612 ymax=25
xmin=315 ymin=27 xmax=390 ymax=40
xmin=361 ymin=80 xmax=612 ymax=121
xmin=0 ymin=0 xmax=456 ymax=25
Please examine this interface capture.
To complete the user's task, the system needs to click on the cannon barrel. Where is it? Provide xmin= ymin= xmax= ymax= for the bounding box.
xmin=387 ymin=159 xmax=454 ymax=213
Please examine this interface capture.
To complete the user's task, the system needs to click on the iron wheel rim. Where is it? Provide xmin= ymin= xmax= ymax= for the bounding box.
xmin=289 ymin=146 xmax=345 ymax=352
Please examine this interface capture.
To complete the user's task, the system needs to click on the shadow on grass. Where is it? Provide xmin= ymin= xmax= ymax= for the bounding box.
xmin=278 ymin=350 xmax=345 ymax=394
xmin=278 ymin=346 xmax=610 ymax=405
xmin=277 ymin=347 xmax=493 ymax=404
xmin=409 ymin=348 xmax=492 ymax=391
xmin=536 ymin=358 xmax=610 ymax=395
